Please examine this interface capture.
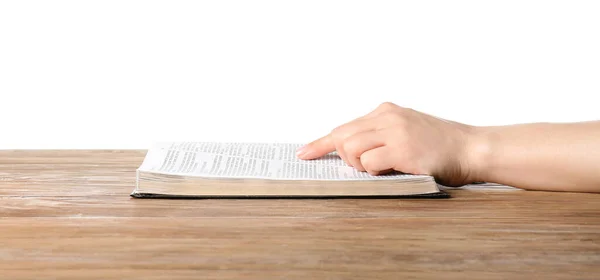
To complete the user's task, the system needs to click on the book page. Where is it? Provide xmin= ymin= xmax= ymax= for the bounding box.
xmin=138 ymin=142 xmax=430 ymax=181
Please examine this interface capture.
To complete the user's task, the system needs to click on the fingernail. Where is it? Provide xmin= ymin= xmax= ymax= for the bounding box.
xmin=296 ymin=145 xmax=307 ymax=158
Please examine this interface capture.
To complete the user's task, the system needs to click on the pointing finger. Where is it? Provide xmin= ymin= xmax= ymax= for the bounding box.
xmin=296 ymin=134 xmax=335 ymax=160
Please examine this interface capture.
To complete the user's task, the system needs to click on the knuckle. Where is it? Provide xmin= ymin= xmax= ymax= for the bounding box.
xmin=377 ymin=102 xmax=397 ymax=111
xmin=342 ymin=138 xmax=359 ymax=156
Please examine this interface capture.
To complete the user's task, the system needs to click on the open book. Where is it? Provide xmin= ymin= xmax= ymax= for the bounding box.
xmin=130 ymin=142 xmax=449 ymax=198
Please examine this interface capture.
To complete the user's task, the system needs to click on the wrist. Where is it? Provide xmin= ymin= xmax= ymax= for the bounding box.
xmin=464 ymin=125 xmax=494 ymax=183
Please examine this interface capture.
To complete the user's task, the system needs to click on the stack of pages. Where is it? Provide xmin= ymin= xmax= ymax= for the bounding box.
xmin=131 ymin=142 xmax=449 ymax=198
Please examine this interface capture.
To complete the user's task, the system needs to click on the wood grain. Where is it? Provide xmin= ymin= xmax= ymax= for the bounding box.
xmin=0 ymin=150 xmax=599 ymax=279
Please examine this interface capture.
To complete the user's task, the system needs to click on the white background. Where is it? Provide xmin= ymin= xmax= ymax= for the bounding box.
xmin=1 ymin=0 xmax=598 ymax=149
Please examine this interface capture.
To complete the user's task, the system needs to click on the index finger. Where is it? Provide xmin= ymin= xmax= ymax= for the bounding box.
xmin=296 ymin=134 xmax=335 ymax=160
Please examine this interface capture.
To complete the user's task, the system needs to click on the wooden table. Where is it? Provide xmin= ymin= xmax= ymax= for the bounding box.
xmin=0 ymin=150 xmax=598 ymax=279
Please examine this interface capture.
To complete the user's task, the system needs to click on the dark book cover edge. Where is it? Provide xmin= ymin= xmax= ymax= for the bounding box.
xmin=129 ymin=190 xmax=450 ymax=199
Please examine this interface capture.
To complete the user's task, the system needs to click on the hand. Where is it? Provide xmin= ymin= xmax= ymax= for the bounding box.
xmin=296 ymin=102 xmax=478 ymax=187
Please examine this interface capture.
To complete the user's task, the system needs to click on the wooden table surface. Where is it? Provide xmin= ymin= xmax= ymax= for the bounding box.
xmin=0 ymin=150 xmax=598 ymax=279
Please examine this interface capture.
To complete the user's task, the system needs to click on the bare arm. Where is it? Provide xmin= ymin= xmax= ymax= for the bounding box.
xmin=296 ymin=102 xmax=600 ymax=193
xmin=470 ymin=121 xmax=600 ymax=192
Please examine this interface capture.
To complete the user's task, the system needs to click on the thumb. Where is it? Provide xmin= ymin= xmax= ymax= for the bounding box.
xmin=296 ymin=135 xmax=335 ymax=160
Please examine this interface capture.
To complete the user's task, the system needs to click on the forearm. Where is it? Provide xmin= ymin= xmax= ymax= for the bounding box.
xmin=469 ymin=121 xmax=600 ymax=193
